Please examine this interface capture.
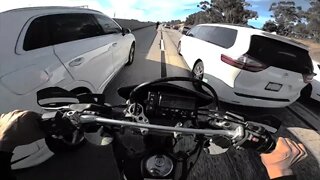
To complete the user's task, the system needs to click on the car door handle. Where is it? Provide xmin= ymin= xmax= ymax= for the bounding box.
xmin=112 ymin=42 xmax=118 ymax=47
xmin=69 ymin=57 xmax=84 ymax=67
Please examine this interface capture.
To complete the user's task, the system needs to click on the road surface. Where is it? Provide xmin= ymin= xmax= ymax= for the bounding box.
xmin=16 ymin=26 xmax=320 ymax=180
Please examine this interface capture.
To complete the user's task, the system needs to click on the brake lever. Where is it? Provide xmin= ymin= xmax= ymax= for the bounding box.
xmin=206 ymin=112 xmax=276 ymax=153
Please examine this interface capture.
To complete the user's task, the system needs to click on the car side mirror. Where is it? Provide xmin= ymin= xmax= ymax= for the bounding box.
xmin=122 ymin=28 xmax=131 ymax=35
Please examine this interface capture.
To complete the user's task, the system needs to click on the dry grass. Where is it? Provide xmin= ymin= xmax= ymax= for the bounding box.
xmin=294 ymin=39 xmax=320 ymax=63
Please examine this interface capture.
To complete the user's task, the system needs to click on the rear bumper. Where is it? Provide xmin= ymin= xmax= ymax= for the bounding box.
xmin=311 ymin=81 xmax=320 ymax=102
xmin=204 ymin=74 xmax=298 ymax=108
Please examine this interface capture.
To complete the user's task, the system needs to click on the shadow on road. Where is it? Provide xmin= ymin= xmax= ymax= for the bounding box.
xmin=217 ymin=102 xmax=320 ymax=180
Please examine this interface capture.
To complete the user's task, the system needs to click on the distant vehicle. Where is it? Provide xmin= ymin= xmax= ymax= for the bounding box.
xmin=173 ymin=25 xmax=179 ymax=30
xmin=301 ymin=61 xmax=320 ymax=102
xmin=0 ymin=6 xmax=136 ymax=169
xmin=164 ymin=24 xmax=171 ymax=29
xmin=178 ymin=23 xmax=314 ymax=108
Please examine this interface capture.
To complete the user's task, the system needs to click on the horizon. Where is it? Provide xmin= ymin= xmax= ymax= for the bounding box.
xmin=1 ymin=0 xmax=311 ymax=28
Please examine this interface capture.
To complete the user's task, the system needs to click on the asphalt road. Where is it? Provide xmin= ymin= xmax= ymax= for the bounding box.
xmin=15 ymin=26 xmax=160 ymax=180
xmin=15 ymin=26 xmax=320 ymax=180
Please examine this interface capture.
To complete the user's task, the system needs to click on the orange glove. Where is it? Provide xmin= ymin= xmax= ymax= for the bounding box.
xmin=0 ymin=110 xmax=45 ymax=152
xmin=260 ymin=137 xmax=308 ymax=179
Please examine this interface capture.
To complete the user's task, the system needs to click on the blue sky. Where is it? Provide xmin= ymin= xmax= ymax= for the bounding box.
xmin=1 ymin=0 xmax=311 ymax=28
xmin=95 ymin=0 xmax=311 ymax=28
xmin=247 ymin=0 xmax=311 ymax=28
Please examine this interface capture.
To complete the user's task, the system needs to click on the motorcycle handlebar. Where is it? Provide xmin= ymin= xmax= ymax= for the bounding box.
xmin=80 ymin=115 xmax=242 ymax=137
xmin=40 ymin=110 xmax=276 ymax=154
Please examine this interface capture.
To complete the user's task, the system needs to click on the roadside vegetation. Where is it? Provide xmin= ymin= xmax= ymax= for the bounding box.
xmin=181 ymin=0 xmax=320 ymax=44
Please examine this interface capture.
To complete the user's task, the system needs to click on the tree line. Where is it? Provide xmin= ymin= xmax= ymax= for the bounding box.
xmin=184 ymin=0 xmax=320 ymax=42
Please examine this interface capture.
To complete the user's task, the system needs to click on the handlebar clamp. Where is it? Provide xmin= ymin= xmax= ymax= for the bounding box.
xmin=40 ymin=111 xmax=78 ymax=136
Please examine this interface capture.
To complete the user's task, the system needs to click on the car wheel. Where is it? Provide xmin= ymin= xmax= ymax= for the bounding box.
xmin=300 ymin=84 xmax=312 ymax=100
xmin=192 ymin=61 xmax=204 ymax=89
xmin=192 ymin=61 xmax=204 ymax=80
xmin=45 ymin=131 xmax=86 ymax=153
xmin=126 ymin=43 xmax=135 ymax=66
xmin=177 ymin=41 xmax=182 ymax=55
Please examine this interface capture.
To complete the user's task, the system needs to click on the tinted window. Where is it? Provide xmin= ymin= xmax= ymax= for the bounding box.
xmin=50 ymin=14 xmax=103 ymax=45
xmin=247 ymin=35 xmax=313 ymax=74
xmin=187 ymin=26 xmax=200 ymax=37
xmin=94 ymin=15 xmax=122 ymax=34
xmin=24 ymin=16 xmax=51 ymax=51
xmin=198 ymin=26 xmax=237 ymax=48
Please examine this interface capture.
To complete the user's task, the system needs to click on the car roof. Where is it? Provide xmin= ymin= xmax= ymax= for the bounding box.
xmin=0 ymin=6 xmax=105 ymax=57
xmin=196 ymin=23 xmax=309 ymax=50
xmin=1 ymin=6 xmax=102 ymax=14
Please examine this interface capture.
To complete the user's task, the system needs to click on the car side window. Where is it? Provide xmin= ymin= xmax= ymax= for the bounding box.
xmin=23 ymin=16 xmax=52 ymax=51
xmin=199 ymin=26 xmax=238 ymax=48
xmin=94 ymin=14 xmax=122 ymax=35
xmin=187 ymin=26 xmax=200 ymax=37
xmin=50 ymin=13 xmax=103 ymax=45
xmin=196 ymin=26 xmax=212 ymax=41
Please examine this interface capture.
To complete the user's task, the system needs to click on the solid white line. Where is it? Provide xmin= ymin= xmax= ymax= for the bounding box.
xmin=160 ymin=39 xmax=165 ymax=51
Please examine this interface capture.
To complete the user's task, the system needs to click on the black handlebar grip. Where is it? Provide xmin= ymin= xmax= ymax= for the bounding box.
xmin=256 ymin=133 xmax=276 ymax=154
xmin=240 ymin=130 xmax=276 ymax=154
xmin=40 ymin=111 xmax=77 ymax=136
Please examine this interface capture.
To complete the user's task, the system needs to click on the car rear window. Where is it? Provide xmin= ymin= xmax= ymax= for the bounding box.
xmin=24 ymin=16 xmax=51 ymax=51
xmin=23 ymin=13 xmax=104 ymax=51
xmin=50 ymin=13 xmax=103 ymax=45
xmin=197 ymin=26 xmax=237 ymax=49
xmin=247 ymin=35 xmax=313 ymax=74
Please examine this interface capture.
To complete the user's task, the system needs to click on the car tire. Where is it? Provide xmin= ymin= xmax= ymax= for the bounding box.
xmin=300 ymin=84 xmax=312 ymax=100
xmin=192 ymin=61 xmax=204 ymax=80
xmin=192 ymin=61 xmax=204 ymax=89
xmin=177 ymin=41 xmax=182 ymax=56
xmin=126 ymin=43 xmax=135 ymax=66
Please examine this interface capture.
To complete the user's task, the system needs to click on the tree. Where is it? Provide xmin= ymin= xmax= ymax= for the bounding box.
xmin=269 ymin=1 xmax=304 ymax=35
xmin=197 ymin=0 xmax=258 ymax=24
xmin=306 ymin=0 xmax=320 ymax=41
xmin=185 ymin=11 xmax=212 ymax=25
xmin=293 ymin=23 xmax=309 ymax=38
xmin=262 ymin=21 xmax=278 ymax=32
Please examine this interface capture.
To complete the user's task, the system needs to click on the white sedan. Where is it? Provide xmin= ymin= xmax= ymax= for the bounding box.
xmin=0 ymin=6 xmax=135 ymax=169
xmin=178 ymin=23 xmax=314 ymax=108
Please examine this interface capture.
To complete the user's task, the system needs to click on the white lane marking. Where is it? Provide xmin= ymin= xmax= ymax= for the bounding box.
xmin=160 ymin=39 xmax=165 ymax=51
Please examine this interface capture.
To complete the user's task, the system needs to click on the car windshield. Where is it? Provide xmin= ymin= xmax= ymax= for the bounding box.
xmin=1 ymin=1 xmax=320 ymax=180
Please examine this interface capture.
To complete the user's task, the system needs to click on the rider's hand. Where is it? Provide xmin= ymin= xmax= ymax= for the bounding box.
xmin=260 ymin=137 xmax=308 ymax=179
xmin=0 ymin=110 xmax=45 ymax=152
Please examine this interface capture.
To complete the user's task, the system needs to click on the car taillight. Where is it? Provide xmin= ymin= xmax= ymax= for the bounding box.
xmin=303 ymin=73 xmax=316 ymax=83
xmin=221 ymin=54 xmax=268 ymax=72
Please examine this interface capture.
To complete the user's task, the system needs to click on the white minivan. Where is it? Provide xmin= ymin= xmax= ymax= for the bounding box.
xmin=301 ymin=61 xmax=320 ymax=102
xmin=0 ymin=6 xmax=136 ymax=169
xmin=178 ymin=24 xmax=314 ymax=108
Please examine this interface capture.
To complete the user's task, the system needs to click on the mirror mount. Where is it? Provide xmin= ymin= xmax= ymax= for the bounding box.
xmin=122 ymin=27 xmax=132 ymax=36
